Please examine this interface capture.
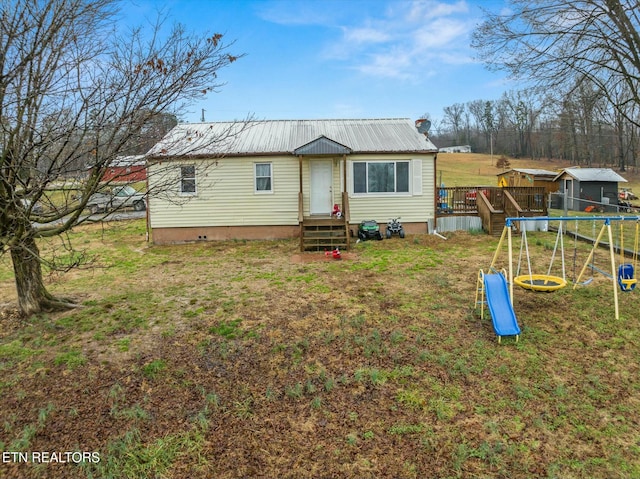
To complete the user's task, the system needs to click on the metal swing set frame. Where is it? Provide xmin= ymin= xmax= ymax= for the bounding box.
xmin=489 ymin=215 xmax=640 ymax=320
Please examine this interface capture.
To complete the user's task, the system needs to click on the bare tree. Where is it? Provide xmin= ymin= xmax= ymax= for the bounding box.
xmin=595 ymin=82 xmax=637 ymax=171
xmin=0 ymin=0 xmax=244 ymax=315
xmin=467 ymin=100 xmax=485 ymax=150
xmin=442 ymin=103 xmax=466 ymax=145
xmin=499 ymin=90 xmax=544 ymax=159
xmin=472 ymin=0 xmax=640 ymax=130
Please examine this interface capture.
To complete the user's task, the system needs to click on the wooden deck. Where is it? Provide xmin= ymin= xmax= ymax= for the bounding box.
xmin=299 ymin=187 xmax=547 ymax=246
xmin=437 ymin=186 xmax=547 ymax=235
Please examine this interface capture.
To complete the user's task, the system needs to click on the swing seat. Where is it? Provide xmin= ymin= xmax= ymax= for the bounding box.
xmin=513 ymin=274 xmax=567 ymax=292
xmin=618 ymin=264 xmax=637 ymax=292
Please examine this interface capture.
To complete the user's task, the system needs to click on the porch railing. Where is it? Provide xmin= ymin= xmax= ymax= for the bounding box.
xmin=437 ymin=186 xmax=547 ymax=216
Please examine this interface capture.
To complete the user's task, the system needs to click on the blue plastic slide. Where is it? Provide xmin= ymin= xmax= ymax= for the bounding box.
xmin=484 ymin=273 xmax=521 ymax=339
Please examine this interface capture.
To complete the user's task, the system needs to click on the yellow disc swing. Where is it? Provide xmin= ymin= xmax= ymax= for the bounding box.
xmin=513 ymin=222 xmax=568 ymax=292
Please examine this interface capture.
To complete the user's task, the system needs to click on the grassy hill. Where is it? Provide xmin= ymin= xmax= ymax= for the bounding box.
xmin=436 ymin=153 xmax=640 ymax=199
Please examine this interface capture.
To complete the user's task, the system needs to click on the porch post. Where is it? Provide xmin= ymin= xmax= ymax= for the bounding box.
xmin=342 ymin=154 xmax=350 ymax=249
xmin=299 ymin=155 xmax=303 ymax=252
xmin=298 ymin=155 xmax=303 ymax=221
xmin=342 ymin=154 xmax=347 ymax=195
xmin=433 ymin=153 xmax=438 ymax=233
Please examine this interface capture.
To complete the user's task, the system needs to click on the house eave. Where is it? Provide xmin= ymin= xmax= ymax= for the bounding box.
xmin=147 ymin=149 xmax=438 ymax=162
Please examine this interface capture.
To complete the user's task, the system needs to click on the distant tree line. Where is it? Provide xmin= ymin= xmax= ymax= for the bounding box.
xmin=432 ymin=0 xmax=640 ymax=173
xmin=431 ymin=82 xmax=639 ymax=172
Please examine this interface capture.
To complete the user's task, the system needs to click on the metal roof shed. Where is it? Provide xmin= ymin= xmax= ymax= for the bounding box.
xmin=554 ymin=168 xmax=628 ymax=212
xmin=553 ymin=168 xmax=628 ymax=183
xmin=497 ymin=168 xmax=559 ymax=193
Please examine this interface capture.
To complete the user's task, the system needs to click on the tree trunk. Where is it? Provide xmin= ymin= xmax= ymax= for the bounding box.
xmin=9 ymin=235 xmax=74 ymax=316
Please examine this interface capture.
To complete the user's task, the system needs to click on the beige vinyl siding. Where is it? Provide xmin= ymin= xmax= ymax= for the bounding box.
xmin=347 ymin=154 xmax=435 ymax=224
xmin=148 ymin=156 xmax=299 ymax=228
xmin=148 ymin=153 xmax=436 ymax=229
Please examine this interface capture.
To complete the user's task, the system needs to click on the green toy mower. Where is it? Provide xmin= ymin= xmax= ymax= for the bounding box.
xmin=357 ymin=220 xmax=383 ymax=241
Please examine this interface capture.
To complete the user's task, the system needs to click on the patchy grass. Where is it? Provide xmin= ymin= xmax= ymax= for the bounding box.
xmin=2 ymin=150 xmax=640 ymax=478
xmin=1 ymin=219 xmax=639 ymax=479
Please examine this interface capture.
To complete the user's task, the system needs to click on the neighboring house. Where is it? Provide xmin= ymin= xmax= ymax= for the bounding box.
xmin=439 ymin=145 xmax=471 ymax=153
xmin=497 ymin=168 xmax=559 ymax=194
xmin=146 ymin=118 xmax=438 ymax=246
xmin=554 ymin=167 xmax=628 ymax=211
xmin=102 ymin=155 xmax=147 ymax=183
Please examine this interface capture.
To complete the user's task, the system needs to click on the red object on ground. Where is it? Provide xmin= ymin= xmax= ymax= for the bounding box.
xmin=325 ymin=248 xmax=341 ymax=259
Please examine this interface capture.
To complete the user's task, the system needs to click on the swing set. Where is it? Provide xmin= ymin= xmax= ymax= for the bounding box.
xmin=488 ymin=215 xmax=640 ymax=321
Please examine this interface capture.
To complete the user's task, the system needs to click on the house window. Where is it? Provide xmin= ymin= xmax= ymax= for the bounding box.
xmin=255 ymin=162 xmax=272 ymax=193
xmin=353 ymin=161 xmax=409 ymax=194
xmin=180 ymin=165 xmax=196 ymax=194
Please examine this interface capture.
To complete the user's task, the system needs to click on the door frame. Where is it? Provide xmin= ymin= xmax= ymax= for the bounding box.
xmin=309 ymin=159 xmax=333 ymax=215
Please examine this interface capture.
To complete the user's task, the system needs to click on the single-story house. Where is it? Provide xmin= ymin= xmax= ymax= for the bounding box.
xmin=497 ymin=168 xmax=559 ymax=194
xmin=102 ymin=155 xmax=147 ymax=183
xmin=439 ymin=145 xmax=471 ymax=153
xmin=146 ymin=118 xmax=439 ymax=246
xmin=553 ymin=167 xmax=628 ymax=212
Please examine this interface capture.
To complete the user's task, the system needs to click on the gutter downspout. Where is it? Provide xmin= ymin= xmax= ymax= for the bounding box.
xmin=432 ymin=152 xmax=446 ymax=239
xmin=433 ymin=230 xmax=448 ymax=240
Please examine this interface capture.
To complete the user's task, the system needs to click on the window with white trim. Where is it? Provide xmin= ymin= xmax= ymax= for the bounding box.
xmin=353 ymin=161 xmax=409 ymax=194
xmin=180 ymin=165 xmax=196 ymax=194
xmin=255 ymin=162 xmax=273 ymax=193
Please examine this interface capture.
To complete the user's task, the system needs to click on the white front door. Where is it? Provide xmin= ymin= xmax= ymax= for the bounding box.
xmin=310 ymin=160 xmax=333 ymax=215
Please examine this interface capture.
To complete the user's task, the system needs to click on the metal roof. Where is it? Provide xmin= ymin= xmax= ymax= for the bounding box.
xmin=147 ymin=118 xmax=438 ymax=158
xmin=498 ymin=168 xmax=558 ymax=178
xmin=513 ymin=168 xmax=557 ymax=177
xmin=112 ymin=155 xmax=145 ymax=167
xmin=554 ymin=167 xmax=628 ymax=183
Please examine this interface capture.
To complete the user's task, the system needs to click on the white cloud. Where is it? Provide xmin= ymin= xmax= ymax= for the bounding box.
xmin=356 ymin=49 xmax=415 ymax=80
xmin=256 ymin=0 xmax=480 ymax=82
xmin=344 ymin=27 xmax=391 ymax=45
xmin=405 ymin=0 xmax=469 ymax=22
xmin=327 ymin=0 xmax=477 ymax=80
xmin=412 ymin=19 xmax=470 ymax=50
xmin=254 ymin=1 xmax=337 ymax=26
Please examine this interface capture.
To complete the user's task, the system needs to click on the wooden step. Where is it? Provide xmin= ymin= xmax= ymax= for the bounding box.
xmin=301 ymin=218 xmax=348 ymax=251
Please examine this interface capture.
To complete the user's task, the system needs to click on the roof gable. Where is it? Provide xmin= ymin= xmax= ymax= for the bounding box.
xmin=293 ymin=136 xmax=351 ymax=155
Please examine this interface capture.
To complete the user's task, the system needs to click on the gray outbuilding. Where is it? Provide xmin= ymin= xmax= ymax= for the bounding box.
xmin=554 ymin=168 xmax=628 ymax=212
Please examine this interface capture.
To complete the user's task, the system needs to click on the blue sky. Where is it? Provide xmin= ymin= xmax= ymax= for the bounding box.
xmin=125 ymin=0 xmax=512 ymax=129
